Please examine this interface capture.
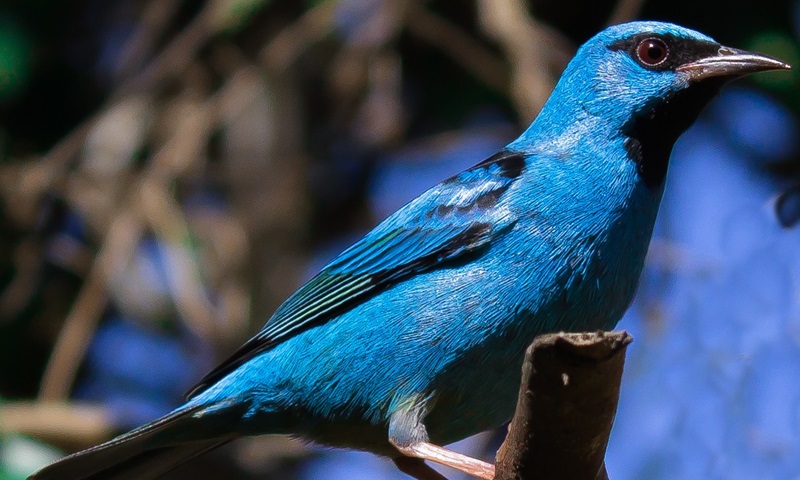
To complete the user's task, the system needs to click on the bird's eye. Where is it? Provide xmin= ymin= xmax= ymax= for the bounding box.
xmin=636 ymin=38 xmax=669 ymax=66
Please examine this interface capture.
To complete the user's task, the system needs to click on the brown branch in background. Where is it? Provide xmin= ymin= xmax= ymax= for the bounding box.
xmin=5 ymin=121 xmax=95 ymax=228
xmin=259 ymin=0 xmax=340 ymax=70
xmin=0 ymin=402 xmax=113 ymax=450
xmin=494 ymin=331 xmax=632 ymax=480
xmin=121 ymin=5 xmax=215 ymax=98
xmin=140 ymin=179 xmax=219 ymax=339
xmin=113 ymin=0 xmax=185 ymax=80
xmin=477 ymin=0 xmax=573 ymax=121
xmin=325 ymin=0 xmax=408 ymax=147
xmin=138 ymin=91 xmax=219 ymax=337
xmin=607 ymin=0 xmax=646 ymax=26
xmin=405 ymin=1 xmax=509 ymax=94
xmin=38 ymin=210 xmax=143 ymax=401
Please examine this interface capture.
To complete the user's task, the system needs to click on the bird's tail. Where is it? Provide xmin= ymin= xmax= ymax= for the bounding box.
xmin=28 ymin=404 xmax=233 ymax=480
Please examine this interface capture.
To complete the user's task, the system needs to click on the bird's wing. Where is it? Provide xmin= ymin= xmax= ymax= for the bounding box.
xmin=186 ymin=150 xmax=524 ymax=398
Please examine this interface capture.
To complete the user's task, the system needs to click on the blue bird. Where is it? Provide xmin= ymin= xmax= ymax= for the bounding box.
xmin=31 ymin=21 xmax=788 ymax=480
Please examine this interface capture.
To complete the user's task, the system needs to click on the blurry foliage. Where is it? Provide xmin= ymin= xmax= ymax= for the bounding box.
xmin=0 ymin=19 xmax=30 ymax=102
xmin=0 ymin=0 xmax=798 ymax=479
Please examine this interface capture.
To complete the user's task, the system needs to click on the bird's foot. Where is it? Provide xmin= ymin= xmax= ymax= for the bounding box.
xmin=391 ymin=440 xmax=495 ymax=480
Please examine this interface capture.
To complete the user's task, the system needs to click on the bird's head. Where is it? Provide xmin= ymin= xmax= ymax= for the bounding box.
xmin=576 ymin=21 xmax=788 ymax=129
xmin=519 ymin=21 xmax=790 ymax=188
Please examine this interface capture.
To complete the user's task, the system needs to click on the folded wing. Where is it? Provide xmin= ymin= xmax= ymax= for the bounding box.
xmin=186 ymin=150 xmax=525 ymax=398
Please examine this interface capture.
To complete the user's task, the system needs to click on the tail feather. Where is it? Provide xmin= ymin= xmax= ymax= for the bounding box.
xmin=82 ymin=440 xmax=229 ymax=480
xmin=29 ymin=405 xmax=231 ymax=480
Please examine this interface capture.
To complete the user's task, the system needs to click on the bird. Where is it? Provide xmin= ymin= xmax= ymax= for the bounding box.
xmin=31 ymin=21 xmax=789 ymax=480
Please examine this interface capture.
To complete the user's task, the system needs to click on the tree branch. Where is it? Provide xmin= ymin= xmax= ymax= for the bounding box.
xmin=494 ymin=331 xmax=632 ymax=480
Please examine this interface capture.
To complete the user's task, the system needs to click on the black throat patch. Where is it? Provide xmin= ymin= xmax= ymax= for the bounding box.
xmin=607 ymin=33 xmax=728 ymax=188
xmin=623 ymin=79 xmax=725 ymax=189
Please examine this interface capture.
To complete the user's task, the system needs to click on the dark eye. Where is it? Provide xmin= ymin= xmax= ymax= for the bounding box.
xmin=636 ymin=38 xmax=669 ymax=66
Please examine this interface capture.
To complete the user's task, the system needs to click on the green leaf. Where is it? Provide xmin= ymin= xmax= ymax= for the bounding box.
xmin=210 ymin=0 xmax=273 ymax=33
xmin=0 ymin=19 xmax=30 ymax=102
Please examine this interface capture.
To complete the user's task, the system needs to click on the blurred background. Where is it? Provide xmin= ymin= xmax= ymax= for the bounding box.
xmin=1 ymin=0 xmax=799 ymax=479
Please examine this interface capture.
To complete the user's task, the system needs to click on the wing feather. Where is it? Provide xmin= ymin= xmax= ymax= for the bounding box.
xmin=186 ymin=150 xmax=525 ymax=398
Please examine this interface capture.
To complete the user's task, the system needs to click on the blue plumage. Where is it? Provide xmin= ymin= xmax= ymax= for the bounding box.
xmin=31 ymin=21 xmax=789 ymax=480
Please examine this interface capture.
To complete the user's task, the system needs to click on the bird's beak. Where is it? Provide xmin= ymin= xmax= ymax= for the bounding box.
xmin=677 ymin=46 xmax=791 ymax=81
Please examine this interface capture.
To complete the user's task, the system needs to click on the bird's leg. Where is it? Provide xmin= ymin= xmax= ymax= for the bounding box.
xmin=390 ymin=440 xmax=495 ymax=480
xmin=392 ymin=456 xmax=449 ymax=480
xmin=389 ymin=397 xmax=495 ymax=480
